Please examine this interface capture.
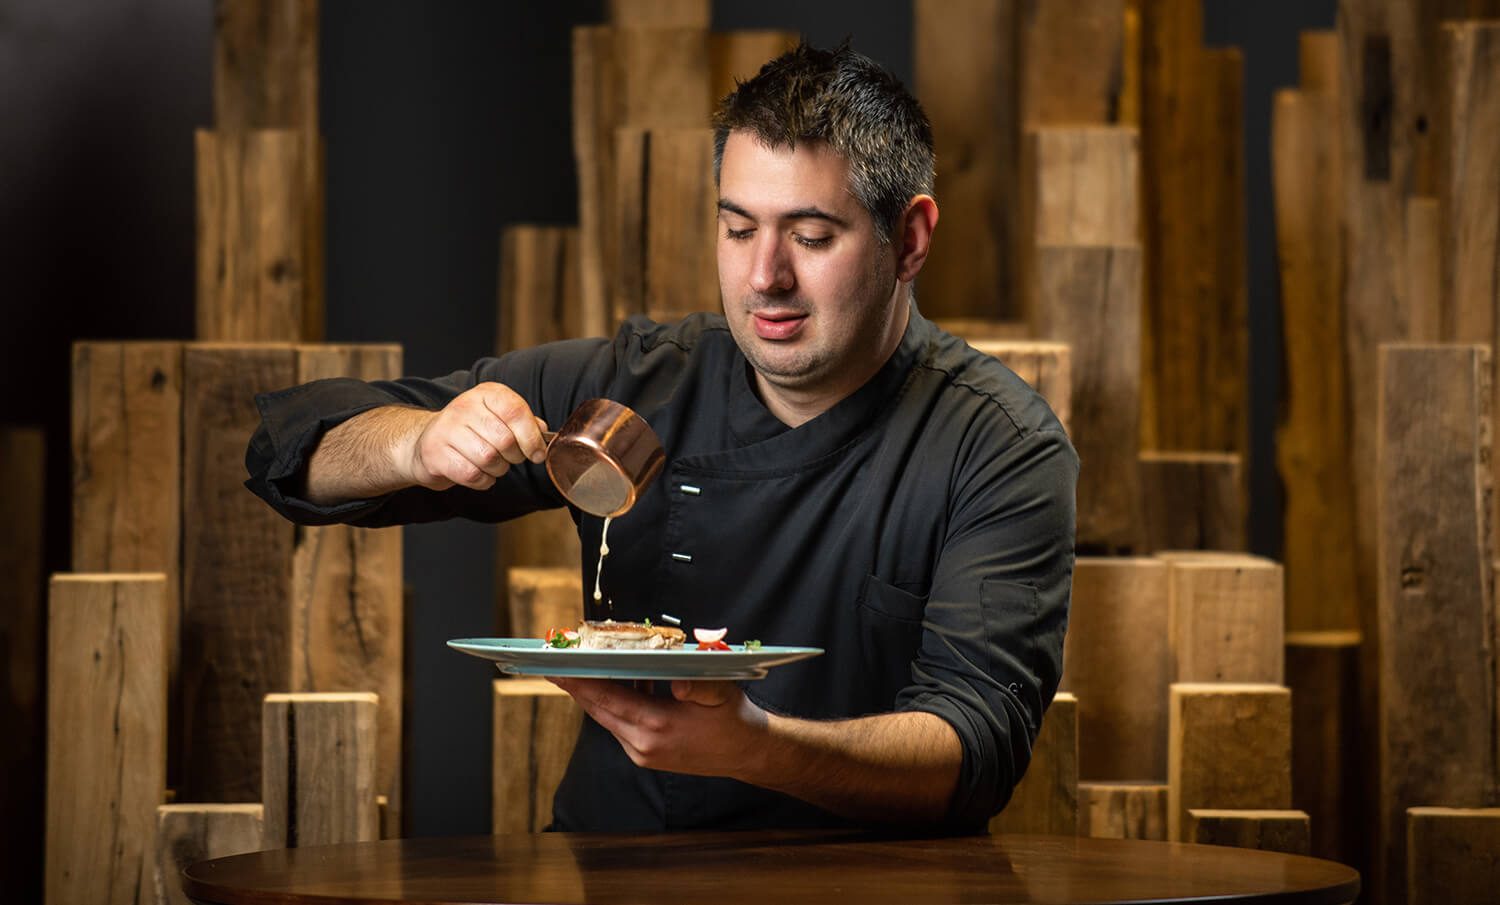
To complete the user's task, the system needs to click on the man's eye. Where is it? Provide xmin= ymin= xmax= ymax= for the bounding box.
xmin=724 ymin=227 xmax=754 ymax=241
xmin=794 ymin=234 xmax=832 ymax=249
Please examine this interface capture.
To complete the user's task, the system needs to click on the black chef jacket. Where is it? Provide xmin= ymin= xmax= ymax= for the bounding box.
xmin=244 ymin=303 xmax=1078 ymax=834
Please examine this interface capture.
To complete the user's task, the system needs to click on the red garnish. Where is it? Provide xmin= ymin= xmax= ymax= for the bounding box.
xmin=696 ymin=639 xmax=731 ymax=651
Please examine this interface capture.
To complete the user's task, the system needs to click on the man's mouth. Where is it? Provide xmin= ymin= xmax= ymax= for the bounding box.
xmin=751 ymin=309 xmax=808 ymax=341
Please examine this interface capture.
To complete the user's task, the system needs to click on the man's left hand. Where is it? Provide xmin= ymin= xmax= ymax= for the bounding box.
xmin=549 ymin=678 xmax=770 ymax=779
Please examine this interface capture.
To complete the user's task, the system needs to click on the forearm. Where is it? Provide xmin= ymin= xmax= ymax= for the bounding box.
xmin=304 ymin=405 xmax=432 ymax=505
xmin=745 ymin=709 xmax=962 ymax=824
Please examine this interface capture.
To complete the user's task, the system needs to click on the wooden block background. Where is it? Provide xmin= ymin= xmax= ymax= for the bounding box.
xmin=1138 ymin=451 xmax=1245 ymax=553
xmin=913 ymin=0 xmax=1020 ymax=320
xmin=195 ymin=130 xmax=309 ymax=342
xmin=262 ymin=692 xmax=380 ymax=849
xmin=493 ymin=679 xmax=583 ymax=834
xmin=46 ymin=574 xmax=168 ymax=905
xmin=1376 ymin=343 xmax=1496 ymax=905
xmin=991 ymin=692 xmax=1078 ymax=835
xmin=1168 ymin=557 xmax=1284 ymax=684
xmin=180 ymin=344 xmax=298 ymax=803
xmin=154 ymin=803 xmax=264 ymax=905
xmin=1439 ymin=22 xmax=1500 ymax=347
xmin=1185 ymin=808 xmax=1311 ymax=855
xmin=1407 ymin=807 xmax=1500 ymax=905
xmin=1032 ymin=244 xmax=1144 ymax=552
xmin=1079 ymin=782 xmax=1167 ymax=840
xmin=0 ymin=426 xmax=45 ymax=900
xmin=1060 ymin=558 xmax=1169 ymax=781
xmin=1272 ymin=83 xmax=1359 ymax=633
xmin=71 ymin=342 xmax=184 ymax=783
xmin=572 ymin=25 xmax=710 ymax=337
xmin=708 ymin=30 xmax=799 ymax=103
xmin=1167 ymin=683 xmax=1292 ymax=842
xmin=612 ymin=127 xmax=718 ymax=322
xmin=1021 ymin=0 xmax=1125 ymax=127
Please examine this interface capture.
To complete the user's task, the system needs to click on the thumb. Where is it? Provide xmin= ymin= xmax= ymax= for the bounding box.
xmin=671 ymin=680 xmax=736 ymax=707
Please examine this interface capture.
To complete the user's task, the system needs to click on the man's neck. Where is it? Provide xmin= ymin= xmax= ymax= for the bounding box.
xmin=755 ymin=299 xmax=911 ymax=429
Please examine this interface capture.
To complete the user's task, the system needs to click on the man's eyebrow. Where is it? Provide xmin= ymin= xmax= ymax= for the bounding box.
xmin=717 ymin=198 xmax=850 ymax=228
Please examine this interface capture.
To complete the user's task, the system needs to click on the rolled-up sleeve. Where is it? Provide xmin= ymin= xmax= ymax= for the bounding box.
xmin=896 ymin=423 xmax=1077 ymax=829
xmin=244 ymin=335 xmax=618 ymax=528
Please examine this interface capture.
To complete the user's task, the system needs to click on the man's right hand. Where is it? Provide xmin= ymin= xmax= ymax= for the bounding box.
xmin=303 ymin=382 xmax=550 ymax=505
xmin=405 ymin=383 xmax=550 ymax=491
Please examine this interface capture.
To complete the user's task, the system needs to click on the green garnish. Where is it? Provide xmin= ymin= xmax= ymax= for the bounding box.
xmin=643 ymin=617 xmax=651 ymax=628
xmin=744 ymin=639 xmax=762 ymax=650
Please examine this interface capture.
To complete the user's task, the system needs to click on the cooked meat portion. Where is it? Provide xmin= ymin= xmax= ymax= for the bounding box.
xmin=577 ymin=619 xmax=686 ymax=650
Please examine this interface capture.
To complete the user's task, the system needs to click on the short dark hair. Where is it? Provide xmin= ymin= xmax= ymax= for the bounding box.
xmin=711 ymin=41 xmax=935 ymax=244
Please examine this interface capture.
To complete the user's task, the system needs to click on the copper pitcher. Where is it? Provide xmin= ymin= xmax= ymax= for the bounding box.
xmin=542 ymin=399 xmax=665 ymax=517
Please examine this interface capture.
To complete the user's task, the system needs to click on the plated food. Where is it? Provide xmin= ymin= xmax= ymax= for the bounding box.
xmin=543 ymin=621 xmax=749 ymax=651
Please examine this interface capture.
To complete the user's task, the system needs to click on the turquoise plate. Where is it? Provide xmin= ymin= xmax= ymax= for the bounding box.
xmin=446 ymin=638 xmax=824 ymax=681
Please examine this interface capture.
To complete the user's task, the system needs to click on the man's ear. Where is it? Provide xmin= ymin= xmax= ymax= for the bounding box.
xmin=894 ymin=195 xmax=939 ymax=284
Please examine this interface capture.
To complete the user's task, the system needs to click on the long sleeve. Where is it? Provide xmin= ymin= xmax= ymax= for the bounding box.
xmin=243 ymin=335 xmax=618 ymax=528
xmin=895 ymin=419 xmax=1078 ymax=829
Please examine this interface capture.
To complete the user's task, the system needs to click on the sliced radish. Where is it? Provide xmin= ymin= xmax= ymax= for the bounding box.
xmin=693 ymin=627 xmax=727 ymax=644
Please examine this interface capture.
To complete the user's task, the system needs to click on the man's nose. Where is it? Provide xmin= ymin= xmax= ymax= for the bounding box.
xmin=748 ymin=234 xmax=794 ymax=295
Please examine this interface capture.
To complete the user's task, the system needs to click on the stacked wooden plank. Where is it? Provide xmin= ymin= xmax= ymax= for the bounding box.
xmin=198 ymin=0 xmax=324 ymax=342
xmin=1265 ymin=7 xmax=1500 ymax=898
xmin=1 ymin=427 xmax=45 ymax=900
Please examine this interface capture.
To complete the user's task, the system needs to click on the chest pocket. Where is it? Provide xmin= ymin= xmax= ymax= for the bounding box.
xmin=854 ymin=573 xmax=927 ymax=708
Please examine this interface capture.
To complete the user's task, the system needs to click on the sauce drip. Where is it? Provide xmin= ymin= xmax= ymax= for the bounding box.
xmin=592 ymin=515 xmax=613 ymax=612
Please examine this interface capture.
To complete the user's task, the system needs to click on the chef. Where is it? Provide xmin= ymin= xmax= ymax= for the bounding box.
xmin=245 ymin=41 xmax=1077 ymax=833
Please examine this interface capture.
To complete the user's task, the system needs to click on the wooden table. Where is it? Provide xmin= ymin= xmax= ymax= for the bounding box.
xmin=183 ymin=831 xmax=1360 ymax=904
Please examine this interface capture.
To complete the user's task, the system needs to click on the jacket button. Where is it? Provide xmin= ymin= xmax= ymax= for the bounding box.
xmin=671 ymin=553 xmax=693 ymax=563
xmin=679 ymin=484 xmax=702 ymax=496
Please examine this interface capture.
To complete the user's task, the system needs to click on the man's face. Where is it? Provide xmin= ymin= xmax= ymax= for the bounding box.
xmin=716 ymin=131 xmax=904 ymax=397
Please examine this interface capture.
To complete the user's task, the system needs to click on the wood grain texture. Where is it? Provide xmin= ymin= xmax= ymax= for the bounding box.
xmin=0 ymin=427 xmax=45 ymax=901
xmin=1301 ymin=31 xmax=1342 ymax=97
xmin=991 ymin=693 xmax=1078 ymax=835
xmin=195 ymin=130 xmax=308 ymax=342
xmin=1405 ymin=196 xmax=1443 ymax=343
xmin=1406 ymin=807 xmax=1500 ymax=905
xmin=1033 ymin=244 xmax=1143 ymax=552
xmin=572 ymin=25 xmax=710 ymax=338
xmin=1079 ymin=782 xmax=1168 ymax=840
xmin=492 ymin=679 xmax=583 ymax=834
xmin=180 ymin=344 xmax=298 ymax=803
xmin=1440 ymin=22 xmax=1500 ymax=346
xmin=46 ymin=574 xmax=168 ymax=905
xmin=967 ymin=340 xmax=1072 ymax=435
xmin=1060 ymin=558 xmax=1170 ymax=781
xmin=180 ymin=832 xmax=1362 ymax=905
xmin=1167 ymin=683 xmax=1292 ymax=842
xmin=1186 ymin=809 xmax=1311 ymax=855
xmin=1376 ymin=343 xmax=1496 ymax=905
xmin=914 ymin=0 xmax=1021 ymax=320
xmin=211 ymin=0 xmax=322 ymax=339
xmin=934 ymin=319 xmax=1032 ymax=342
xmin=1138 ymin=451 xmax=1245 ymax=553
xmin=290 ymin=344 xmax=404 ymax=836
xmin=212 ymin=0 xmax=317 ymax=133
xmin=1286 ymin=631 xmax=1366 ymax=872
xmin=612 ymin=127 xmax=719 ymax=323
xmin=1271 ymin=88 xmax=1360 ymax=633
xmin=507 ymin=568 xmax=584 ymax=642
xmin=497 ymin=225 xmax=583 ymax=354
xmin=1140 ymin=2 xmax=1247 ymax=456
xmin=154 ymin=804 xmax=264 ymax=905
xmin=1168 ymin=556 xmax=1284 ymax=684
xmin=1024 ymin=127 xmax=1140 ymax=249
xmin=708 ymin=31 xmax=798 ymax=103
xmin=71 ymin=342 xmax=185 ymax=787
xmin=262 ymin=693 xmax=380 ymax=849
xmin=1021 ymin=0 xmax=1125 ymax=126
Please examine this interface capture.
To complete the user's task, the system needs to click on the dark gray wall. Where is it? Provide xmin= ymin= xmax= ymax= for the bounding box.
xmin=1 ymin=0 xmax=1333 ymax=842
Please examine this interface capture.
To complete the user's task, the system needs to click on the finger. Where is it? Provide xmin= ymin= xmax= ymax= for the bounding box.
xmin=463 ymin=423 xmax=525 ymax=471
xmin=480 ymin=387 xmax=549 ymax=465
xmin=671 ymin=680 xmax=736 ymax=707
xmin=440 ymin=442 xmax=497 ymax=490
